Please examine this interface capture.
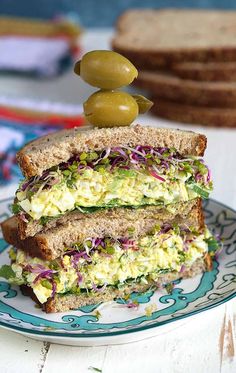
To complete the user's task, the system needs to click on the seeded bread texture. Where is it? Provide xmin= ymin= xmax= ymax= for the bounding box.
xmin=172 ymin=61 xmax=236 ymax=82
xmin=113 ymin=9 xmax=236 ymax=69
xmin=16 ymin=125 xmax=207 ymax=178
xmin=18 ymin=200 xmax=201 ymax=239
xmin=2 ymin=198 xmax=204 ymax=260
xmin=136 ymin=71 xmax=236 ymax=107
xmin=20 ymin=258 xmax=206 ymax=313
xmin=151 ymin=98 xmax=236 ymax=127
xmin=12 ymin=199 xmax=204 ymax=246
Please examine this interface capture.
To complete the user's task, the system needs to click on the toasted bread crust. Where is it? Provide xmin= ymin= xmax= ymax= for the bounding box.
xmin=1 ymin=217 xmax=51 ymax=259
xmin=17 ymin=199 xmax=204 ymax=241
xmin=151 ymin=98 xmax=236 ymax=127
xmin=172 ymin=61 xmax=236 ymax=82
xmin=20 ymin=258 xmax=206 ymax=313
xmin=3 ymin=199 xmax=204 ymax=259
xmin=16 ymin=125 xmax=207 ymax=178
xmin=113 ymin=9 xmax=236 ymax=68
xmin=112 ymin=47 xmax=236 ymax=70
xmin=135 ymin=71 xmax=236 ymax=107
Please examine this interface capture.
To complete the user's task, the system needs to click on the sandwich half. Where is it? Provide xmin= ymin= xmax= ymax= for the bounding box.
xmin=0 ymin=200 xmax=219 ymax=313
xmin=13 ymin=125 xmax=212 ymax=238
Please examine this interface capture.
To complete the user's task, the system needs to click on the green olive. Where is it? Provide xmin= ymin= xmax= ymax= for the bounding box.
xmin=74 ymin=50 xmax=138 ymax=89
xmin=83 ymin=90 xmax=139 ymax=127
xmin=132 ymin=94 xmax=153 ymax=114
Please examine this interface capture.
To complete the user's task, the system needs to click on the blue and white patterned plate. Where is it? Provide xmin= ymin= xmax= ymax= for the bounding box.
xmin=0 ymin=197 xmax=235 ymax=346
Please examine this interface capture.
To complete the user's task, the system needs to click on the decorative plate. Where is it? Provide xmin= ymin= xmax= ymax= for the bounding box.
xmin=0 ymin=198 xmax=235 ymax=346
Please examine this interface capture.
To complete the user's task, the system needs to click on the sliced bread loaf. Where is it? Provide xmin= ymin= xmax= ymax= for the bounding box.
xmin=113 ymin=9 xmax=236 ymax=68
xmin=172 ymin=61 xmax=236 ymax=82
xmin=151 ymin=98 xmax=236 ymax=127
xmin=136 ymin=71 xmax=236 ymax=107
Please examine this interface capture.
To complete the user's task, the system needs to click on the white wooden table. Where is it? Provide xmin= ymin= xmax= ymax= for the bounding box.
xmin=0 ymin=30 xmax=235 ymax=373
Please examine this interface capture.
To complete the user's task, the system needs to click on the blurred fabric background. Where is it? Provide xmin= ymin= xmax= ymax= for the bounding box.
xmin=0 ymin=0 xmax=236 ymax=27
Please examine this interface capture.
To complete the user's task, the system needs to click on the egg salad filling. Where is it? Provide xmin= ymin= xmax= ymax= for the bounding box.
xmin=0 ymin=225 xmax=220 ymax=304
xmin=13 ymin=146 xmax=213 ymax=224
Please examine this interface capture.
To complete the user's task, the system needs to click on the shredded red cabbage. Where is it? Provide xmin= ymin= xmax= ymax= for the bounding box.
xmin=33 ymin=269 xmax=55 ymax=284
xmin=66 ymin=250 xmax=92 ymax=263
xmin=149 ymin=169 xmax=165 ymax=182
xmin=119 ymin=238 xmax=137 ymax=250
xmin=19 ymin=212 xmax=29 ymax=223
xmin=195 ymin=173 xmax=203 ymax=182
xmin=18 ymin=145 xmax=211 ymax=197
xmin=25 ymin=264 xmax=46 ymax=273
xmin=51 ymin=281 xmax=57 ymax=298
xmin=160 ymin=223 xmax=173 ymax=234
xmin=126 ymin=300 xmax=139 ymax=309
xmin=92 ymin=283 xmax=107 ymax=293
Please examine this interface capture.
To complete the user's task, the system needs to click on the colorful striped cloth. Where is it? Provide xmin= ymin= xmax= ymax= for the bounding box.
xmin=0 ymin=100 xmax=84 ymax=185
xmin=0 ymin=16 xmax=82 ymax=77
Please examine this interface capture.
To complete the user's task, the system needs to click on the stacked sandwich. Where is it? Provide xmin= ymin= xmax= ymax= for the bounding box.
xmin=113 ymin=9 xmax=236 ymax=127
xmin=0 ymin=123 xmax=220 ymax=312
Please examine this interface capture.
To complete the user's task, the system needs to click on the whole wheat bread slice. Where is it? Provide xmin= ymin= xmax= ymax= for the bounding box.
xmin=172 ymin=61 xmax=236 ymax=82
xmin=112 ymin=9 xmax=236 ymax=69
xmin=17 ymin=124 xmax=207 ymax=178
xmin=151 ymin=98 xmax=236 ymax=127
xmin=136 ymin=71 xmax=236 ymax=107
xmin=3 ymin=199 xmax=204 ymax=256
xmin=21 ymin=258 xmax=206 ymax=312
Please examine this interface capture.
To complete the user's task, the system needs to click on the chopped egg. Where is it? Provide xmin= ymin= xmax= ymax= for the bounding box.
xmin=7 ymin=229 xmax=210 ymax=303
xmin=16 ymin=168 xmax=198 ymax=220
xmin=33 ymin=283 xmax=53 ymax=304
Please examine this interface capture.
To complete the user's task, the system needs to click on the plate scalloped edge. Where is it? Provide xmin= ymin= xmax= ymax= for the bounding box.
xmin=0 ymin=197 xmax=235 ymax=341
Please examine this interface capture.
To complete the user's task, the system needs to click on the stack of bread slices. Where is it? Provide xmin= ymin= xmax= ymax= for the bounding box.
xmin=112 ymin=9 xmax=236 ymax=127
